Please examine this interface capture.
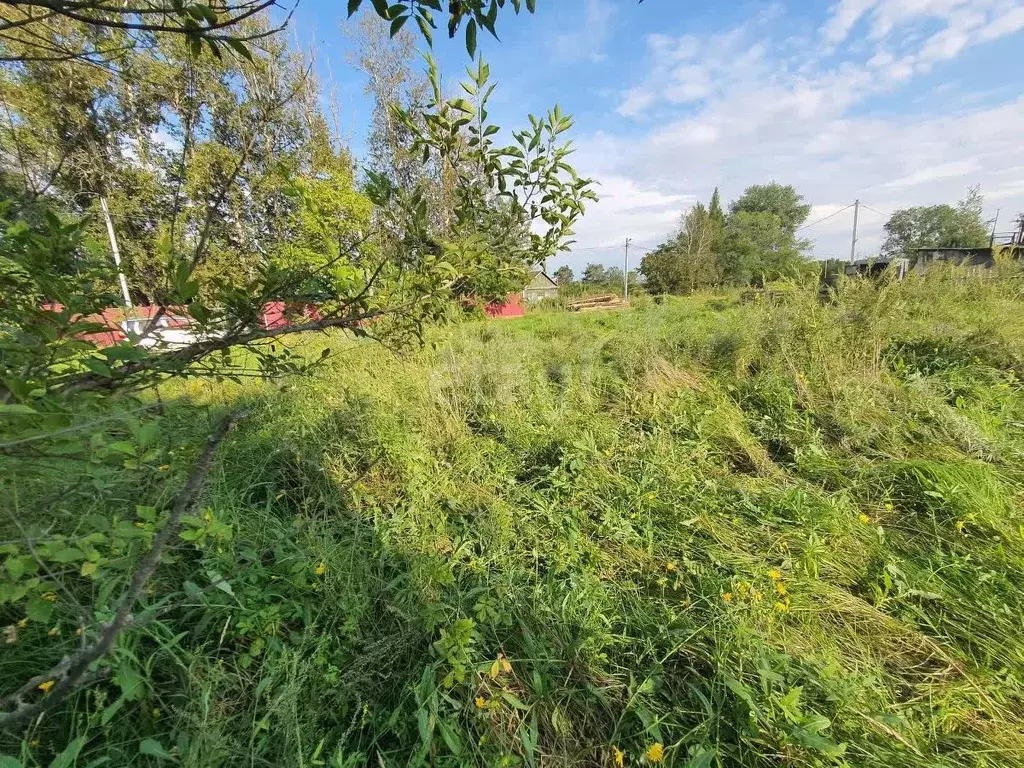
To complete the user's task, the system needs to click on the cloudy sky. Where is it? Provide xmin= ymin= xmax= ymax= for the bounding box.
xmin=296 ymin=0 xmax=1024 ymax=274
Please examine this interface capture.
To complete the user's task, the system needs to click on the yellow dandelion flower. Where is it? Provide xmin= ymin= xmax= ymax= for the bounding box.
xmin=767 ymin=569 xmax=782 ymax=581
xmin=157 ymin=464 xmax=170 ymax=471
xmin=474 ymin=696 xmax=486 ymax=709
xmin=38 ymin=680 xmax=55 ymax=693
xmin=858 ymin=513 xmax=871 ymax=524
xmin=314 ymin=561 xmax=327 ymax=576
xmin=722 ymin=592 xmax=733 ymax=603
xmin=955 ymin=520 xmax=965 ymax=534
xmin=775 ymin=582 xmax=787 ymax=596
xmin=753 ymin=590 xmax=763 ymax=602
xmin=884 ymin=502 xmax=893 ymax=511
xmin=774 ymin=598 xmax=791 ymax=613
xmin=645 ymin=742 xmax=664 ymax=763
xmin=665 ymin=561 xmax=677 ymax=573
xmin=613 ymin=745 xmax=625 ymax=767
xmin=17 ymin=618 xmax=28 ymax=629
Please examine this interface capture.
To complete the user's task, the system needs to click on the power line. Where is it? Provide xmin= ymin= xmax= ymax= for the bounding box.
xmin=859 ymin=204 xmax=886 ymax=217
xmin=796 ymin=202 xmax=854 ymax=232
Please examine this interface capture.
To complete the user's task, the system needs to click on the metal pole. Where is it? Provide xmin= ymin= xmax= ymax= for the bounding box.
xmin=99 ymin=196 xmax=133 ymax=308
xmin=989 ymin=208 xmax=1000 ymax=248
xmin=624 ymin=238 xmax=631 ymax=301
xmin=849 ymin=199 xmax=859 ymax=264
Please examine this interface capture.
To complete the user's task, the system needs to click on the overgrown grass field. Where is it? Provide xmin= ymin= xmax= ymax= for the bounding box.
xmin=4 ymin=268 xmax=1024 ymax=766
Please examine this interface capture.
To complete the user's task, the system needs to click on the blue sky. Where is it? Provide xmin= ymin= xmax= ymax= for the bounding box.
xmin=288 ymin=0 xmax=1024 ymax=274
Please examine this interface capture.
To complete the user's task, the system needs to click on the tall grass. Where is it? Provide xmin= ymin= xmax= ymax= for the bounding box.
xmin=4 ymin=266 xmax=1024 ymax=766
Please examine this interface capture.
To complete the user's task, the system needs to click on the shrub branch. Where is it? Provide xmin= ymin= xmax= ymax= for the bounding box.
xmin=0 ymin=411 xmax=241 ymax=731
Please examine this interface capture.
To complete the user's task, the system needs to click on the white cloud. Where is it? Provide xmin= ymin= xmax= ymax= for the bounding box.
xmin=883 ymin=159 xmax=981 ymax=189
xmin=552 ymin=0 xmax=616 ymax=63
xmin=822 ymin=0 xmax=877 ymax=43
xmin=566 ymin=0 xmax=1024 ymax=263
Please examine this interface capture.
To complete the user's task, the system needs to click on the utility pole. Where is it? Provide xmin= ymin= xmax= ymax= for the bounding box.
xmin=849 ymin=199 xmax=859 ymax=264
xmin=99 ymin=196 xmax=133 ymax=309
xmin=624 ymin=237 xmax=631 ymax=301
xmin=989 ymin=209 xmax=1000 ymax=247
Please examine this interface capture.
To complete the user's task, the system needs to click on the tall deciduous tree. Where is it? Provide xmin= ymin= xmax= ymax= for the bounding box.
xmin=581 ymin=263 xmax=607 ymax=285
xmin=640 ymin=192 xmax=722 ymax=294
xmin=730 ymin=182 xmax=810 ymax=235
xmin=881 ymin=186 xmax=990 ymax=257
xmin=553 ymin=265 xmax=574 ymax=285
xmin=719 ymin=211 xmax=809 ymax=285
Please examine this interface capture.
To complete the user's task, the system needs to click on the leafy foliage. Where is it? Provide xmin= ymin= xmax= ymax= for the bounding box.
xmin=349 ymin=0 xmax=540 ymax=58
xmin=881 ymin=186 xmax=991 ymax=257
xmin=729 ymin=182 xmax=811 ymax=235
xmin=641 ymin=183 xmax=810 ymax=293
xmin=5 ymin=264 xmax=1024 ymax=764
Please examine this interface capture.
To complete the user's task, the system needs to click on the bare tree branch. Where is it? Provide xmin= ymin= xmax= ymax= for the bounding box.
xmin=0 ymin=411 xmax=241 ymax=731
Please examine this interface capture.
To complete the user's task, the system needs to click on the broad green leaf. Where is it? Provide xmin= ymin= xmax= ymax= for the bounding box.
xmin=26 ymin=595 xmax=55 ymax=622
xmin=684 ymin=748 xmax=716 ymax=768
xmin=49 ymin=737 xmax=86 ymax=768
xmin=416 ymin=14 xmax=433 ymax=45
xmin=4 ymin=556 xmax=27 ymax=581
xmin=465 ymin=19 xmax=477 ymax=57
xmin=51 ymin=547 xmax=85 ymax=563
xmin=389 ymin=15 xmax=408 ymax=36
xmin=0 ymin=404 xmax=37 ymax=416
xmin=138 ymin=738 xmax=175 ymax=760
xmin=227 ymin=38 xmax=253 ymax=61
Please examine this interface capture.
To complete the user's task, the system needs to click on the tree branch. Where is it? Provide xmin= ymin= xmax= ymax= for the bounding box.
xmin=0 ymin=412 xmax=241 ymax=731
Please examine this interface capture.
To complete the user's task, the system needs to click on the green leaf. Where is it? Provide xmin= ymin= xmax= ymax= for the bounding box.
xmin=138 ymin=738 xmax=176 ymax=761
xmin=370 ymin=0 xmax=389 ymax=18
xmin=226 ymin=38 xmax=253 ymax=62
xmin=26 ymin=595 xmax=55 ymax=623
xmin=82 ymin=357 xmax=112 ymax=377
xmin=416 ymin=13 xmax=433 ymax=45
xmin=0 ymin=755 xmax=22 ymax=768
xmin=51 ymin=547 xmax=85 ymax=563
xmin=346 ymin=0 xmax=361 ymax=16
xmin=465 ymin=19 xmax=477 ymax=57
xmin=389 ymin=14 xmax=409 ymax=36
xmin=4 ymin=556 xmax=27 ymax=581
xmin=49 ymin=737 xmax=86 ymax=768
xmin=684 ymin=748 xmax=716 ymax=768
xmin=0 ymin=404 xmax=37 ymax=416
xmin=116 ymin=661 xmax=144 ymax=700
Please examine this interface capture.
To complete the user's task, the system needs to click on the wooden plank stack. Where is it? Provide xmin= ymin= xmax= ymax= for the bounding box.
xmin=567 ymin=294 xmax=625 ymax=312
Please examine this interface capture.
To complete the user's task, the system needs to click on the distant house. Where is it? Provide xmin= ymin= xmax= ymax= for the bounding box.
xmin=909 ymin=247 xmax=996 ymax=276
xmin=844 ymin=256 xmax=908 ymax=279
xmin=523 ymin=270 xmax=558 ymax=302
xmin=485 ymin=292 xmax=525 ymax=318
